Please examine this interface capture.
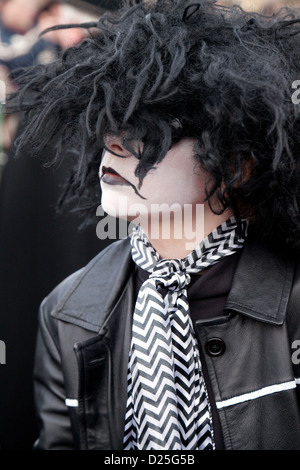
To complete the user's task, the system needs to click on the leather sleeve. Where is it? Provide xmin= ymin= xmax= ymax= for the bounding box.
xmin=33 ymin=296 xmax=75 ymax=450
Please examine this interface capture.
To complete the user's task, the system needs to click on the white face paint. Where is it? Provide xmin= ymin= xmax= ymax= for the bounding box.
xmin=99 ymin=136 xmax=209 ymax=221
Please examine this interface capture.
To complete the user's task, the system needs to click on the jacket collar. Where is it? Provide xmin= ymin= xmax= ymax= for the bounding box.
xmin=51 ymin=238 xmax=134 ymax=333
xmin=225 ymin=237 xmax=295 ymax=325
xmin=51 ymin=235 xmax=295 ymax=330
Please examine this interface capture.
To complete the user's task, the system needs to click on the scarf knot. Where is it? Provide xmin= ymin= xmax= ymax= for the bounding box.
xmin=150 ymin=258 xmax=191 ymax=292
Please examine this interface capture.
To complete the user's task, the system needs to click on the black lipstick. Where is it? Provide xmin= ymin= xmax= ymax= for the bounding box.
xmin=101 ymin=166 xmax=147 ymax=200
xmin=101 ymin=166 xmax=131 ymax=186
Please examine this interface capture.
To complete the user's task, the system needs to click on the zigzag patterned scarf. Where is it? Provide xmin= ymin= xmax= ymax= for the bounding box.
xmin=123 ymin=217 xmax=248 ymax=450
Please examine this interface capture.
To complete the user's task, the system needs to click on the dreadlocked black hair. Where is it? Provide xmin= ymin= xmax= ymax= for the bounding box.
xmin=8 ymin=0 xmax=300 ymax=247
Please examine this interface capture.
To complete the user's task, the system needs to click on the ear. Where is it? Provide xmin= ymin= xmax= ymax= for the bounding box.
xmin=233 ymin=154 xmax=256 ymax=187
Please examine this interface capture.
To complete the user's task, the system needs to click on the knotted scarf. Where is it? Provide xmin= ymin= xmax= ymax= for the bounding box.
xmin=123 ymin=217 xmax=248 ymax=450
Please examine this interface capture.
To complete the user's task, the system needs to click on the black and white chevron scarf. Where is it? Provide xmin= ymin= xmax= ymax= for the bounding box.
xmin=123 ymin=216 xmax=248 ymax=450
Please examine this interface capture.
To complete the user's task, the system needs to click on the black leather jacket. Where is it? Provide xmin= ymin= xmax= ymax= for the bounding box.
xmin=33 ymin=236 xmax=300 ymax=450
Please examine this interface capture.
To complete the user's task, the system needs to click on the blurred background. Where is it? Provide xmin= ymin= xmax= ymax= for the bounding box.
xmin=0 ymin=0 xmax=120 ymax=450
xmin=0 ymin=0 xmax=299 ymax=450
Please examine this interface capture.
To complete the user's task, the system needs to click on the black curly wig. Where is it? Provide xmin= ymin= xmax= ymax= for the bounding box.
xmin=8 ymin=0 xmax=300 ymax=247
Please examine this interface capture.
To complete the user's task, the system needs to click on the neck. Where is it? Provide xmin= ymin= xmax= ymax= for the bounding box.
xmin=140 ymin=205 xmax=233 ymax=259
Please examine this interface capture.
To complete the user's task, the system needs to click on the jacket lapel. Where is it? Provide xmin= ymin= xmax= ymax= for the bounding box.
xmin=225 ymin=237 xmax=295 ymax=324
xmin=73 ymin=273 xmax=135 ymax=449
xmin=50 ymin=238 xmax=133 ymax=332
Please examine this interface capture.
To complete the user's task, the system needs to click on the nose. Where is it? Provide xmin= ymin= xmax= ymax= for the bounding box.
xmin=105 ymin=134 xmax=130 ymax=158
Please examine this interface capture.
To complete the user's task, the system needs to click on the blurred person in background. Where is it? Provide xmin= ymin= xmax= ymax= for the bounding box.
xmin=0 ymin=0 xmax=96 ymax=156
xmin=222 ymin=0 xmax=299 ymax=13
xmin=0 ymin=0 xmax=54 ymax=154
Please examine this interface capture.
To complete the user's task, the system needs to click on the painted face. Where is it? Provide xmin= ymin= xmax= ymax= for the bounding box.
xmin=99 ymin=135 xmax=209 ymax=222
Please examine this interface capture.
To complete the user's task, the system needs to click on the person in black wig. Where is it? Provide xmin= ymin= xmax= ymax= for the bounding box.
xmin=8 ymin=0 xmax=300 ymax=450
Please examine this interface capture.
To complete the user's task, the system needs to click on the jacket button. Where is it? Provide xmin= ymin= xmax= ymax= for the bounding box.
xmin=205 ymin=337 xmax=226 ymax=357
